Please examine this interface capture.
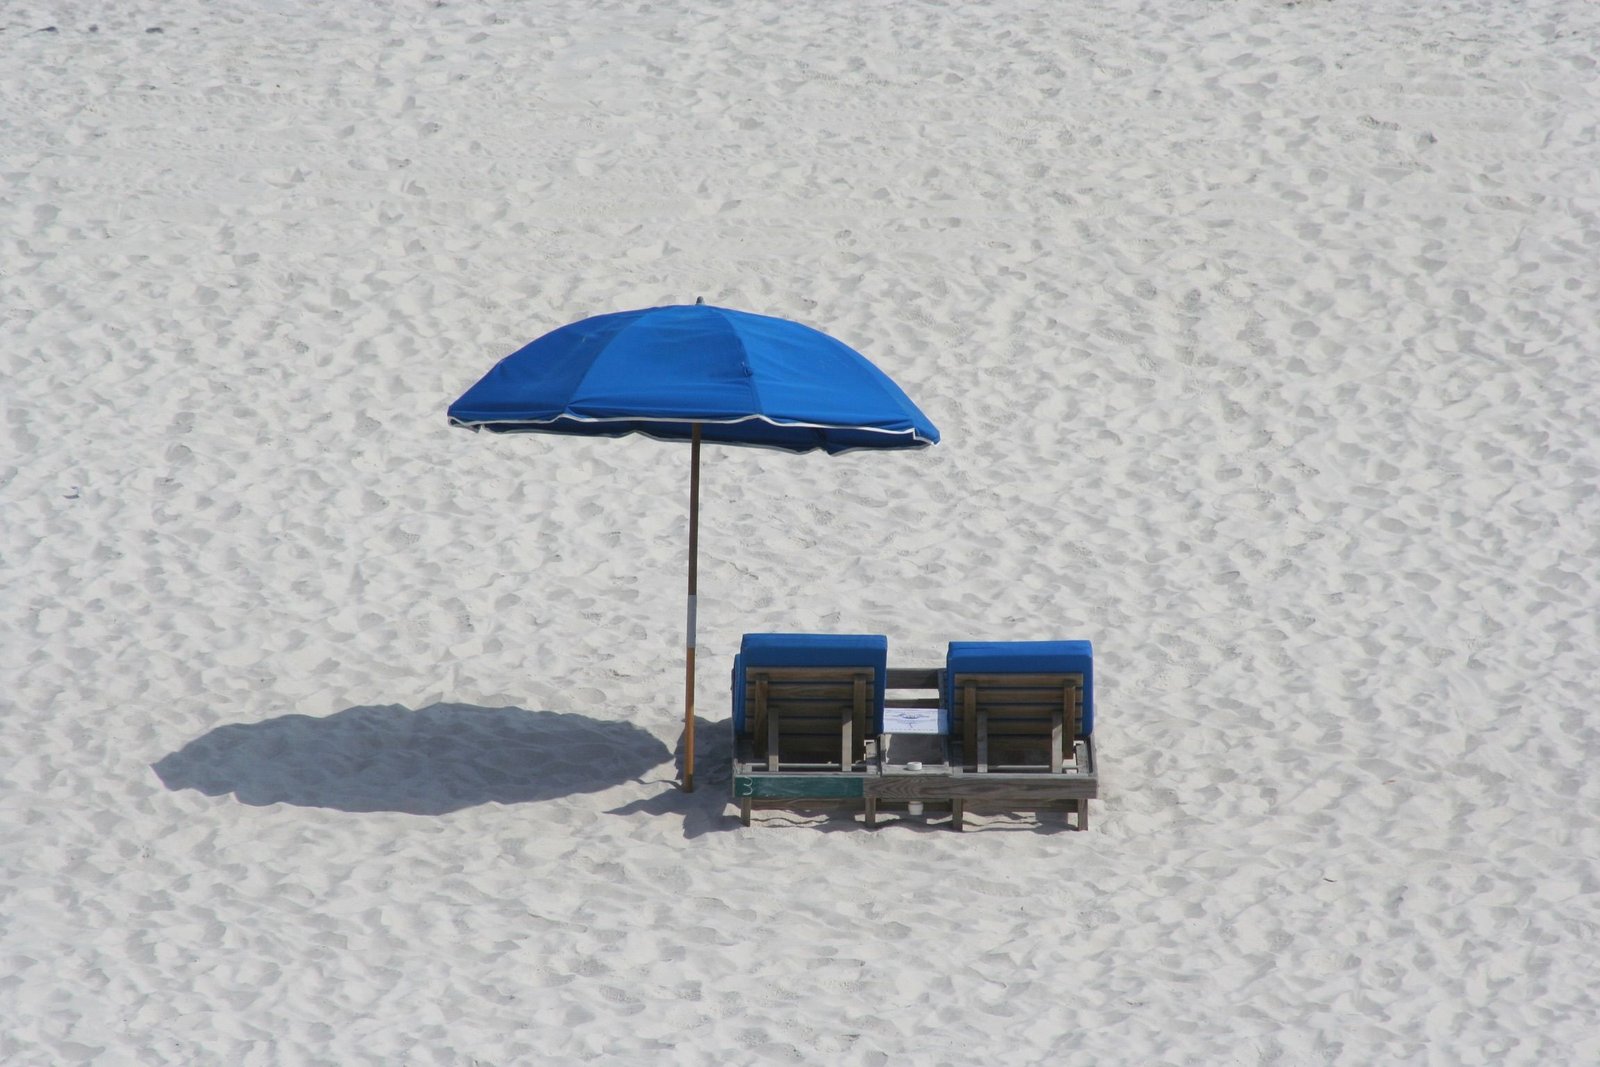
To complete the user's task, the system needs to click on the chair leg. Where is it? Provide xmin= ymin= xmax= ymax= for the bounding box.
xmin=864 ymin=798 xmax=877 ymax=829
xmin=740 ymin=798 xmax=752 ymax=827
xmin=951 ymin=799 xmax=965 ymax=831
xmin=1076 ymin=798 xmax=1088 ymax=832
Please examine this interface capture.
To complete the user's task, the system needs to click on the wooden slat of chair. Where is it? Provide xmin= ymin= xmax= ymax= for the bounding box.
xmin=957 ymin=672 xmax=1083 ymax=687
xmin=1051 ymin=697 xmax=1064 ymax=773
xmin=766 ymin=689 xmax=780 ymax=772
xmin=757 ymin=678 xmax=775 ymax=771
xmin=966 ymin=718 xmax=1067 ymax=734
xmin=840 ymin=700 xmax=852 ymax=771
xmin=852 ymin=675 xmax=866 ymax=772
xmin=761 ymin=682 xmax=860 ymax=701
xmin=977 ymin=706 xmax=989 ymax=773
xmin=958 ymin=686 xmax=1069 ymax=702
xmin=756 ymin=667 xmax=874 ymax=683
xmin=962 ymin=682 xmax=977 ymax=775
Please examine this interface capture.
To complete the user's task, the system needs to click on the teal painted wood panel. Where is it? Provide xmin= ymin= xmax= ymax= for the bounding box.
xmin=733 ymin=776 xmax=866 ymax=799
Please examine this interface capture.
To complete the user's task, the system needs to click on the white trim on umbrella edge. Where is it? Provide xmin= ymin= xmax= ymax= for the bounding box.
xmin=447 ymin=411 xmax=938 ymax=452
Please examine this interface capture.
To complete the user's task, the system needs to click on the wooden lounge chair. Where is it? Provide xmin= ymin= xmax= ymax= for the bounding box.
xmin=945 ymin=640 xmax=1097 ymax=830
xmin=730 ymin=634 xmax=887 ymax=825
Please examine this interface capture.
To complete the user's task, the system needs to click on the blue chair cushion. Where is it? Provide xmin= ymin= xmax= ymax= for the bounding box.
xmin=731 ymin=633 xmax=889 ymax=736
xmin=945 ymin=640 xmax=1094 ymax=736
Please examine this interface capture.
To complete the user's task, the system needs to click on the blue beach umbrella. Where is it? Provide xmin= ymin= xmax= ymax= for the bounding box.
xmin=448 ymin=302 xmax=939 ymax=790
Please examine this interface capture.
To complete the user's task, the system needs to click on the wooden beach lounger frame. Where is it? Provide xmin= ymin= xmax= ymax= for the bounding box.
xmin=946 ymin=669 xmax=1095 ymax=831
xmin=733 ymin=662 xmax=1098 ymax=830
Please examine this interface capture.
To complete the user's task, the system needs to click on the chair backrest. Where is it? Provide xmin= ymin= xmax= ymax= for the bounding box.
xmin=946 ymin=641 xmax=1093 ymax=772
xmin=733 ymin=633 xmax=889 ymax=736
xmin=744 ymin=665 xmax=878 ymax=770
xmin=734 ymin=634 xmax=887 ymax=769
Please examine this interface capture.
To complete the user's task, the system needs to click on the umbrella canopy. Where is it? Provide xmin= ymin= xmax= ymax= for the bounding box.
xmin=448 ymin=303 xmax=939 ymax=791
xmin=447 ymin=303 xmax=939 ymax=453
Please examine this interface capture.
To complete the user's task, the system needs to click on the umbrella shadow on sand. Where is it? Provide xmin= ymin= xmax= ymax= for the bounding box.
xmin=606 ymin=715 xmax=742 ymax=838
xmin=152 ymin=703 xmax=672 ymax=816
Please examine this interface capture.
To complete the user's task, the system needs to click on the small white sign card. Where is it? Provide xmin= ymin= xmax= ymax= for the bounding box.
xmin=882 ymin=706 xmax=941 ymax=734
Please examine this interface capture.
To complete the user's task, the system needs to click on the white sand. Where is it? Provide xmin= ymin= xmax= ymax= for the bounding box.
xmin=5 ymin=0 xmax=1599 ymax=1062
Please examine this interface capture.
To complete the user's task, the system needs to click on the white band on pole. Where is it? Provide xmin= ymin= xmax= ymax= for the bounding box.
xmin=686 ymin=595 xmax=698 ymax=649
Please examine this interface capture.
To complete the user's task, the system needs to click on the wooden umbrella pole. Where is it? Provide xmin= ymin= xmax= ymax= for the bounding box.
xmin=683 ymin=423 xmax=702 ymax=792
